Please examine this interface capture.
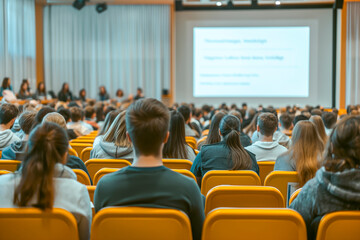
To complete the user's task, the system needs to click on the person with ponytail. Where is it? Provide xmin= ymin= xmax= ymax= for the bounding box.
xmin=191 ymin=115 xmax=259 ymax=186
xmin=275 ymin=121 xmax=324 ymax=187
xmin=290 ymin=116 xmax=360 ymax=240
xmin=0 ymin=122 xmax=91 ymax=240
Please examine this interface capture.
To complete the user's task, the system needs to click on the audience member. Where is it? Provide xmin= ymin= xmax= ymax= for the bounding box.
xmin=309 ymin=115 xmax=328 ymax=144
xmin=0 ymin=104 xmax=20 ymax=150
xmin=67 ymin=107 xmax=93 ymax=136
xmin=57 ymin=108 xmax=77 ymax=140
xmin=275 ymin=121 xmax=324 ymax=187
xmin=290 ymin=116 xmax=360 ymax=240
xmin=1 ymin=111 xmax=36 ymax=160
xmin=58 ymin=83 xmax=73 ymax=102
xmin=191 ymin=115 xmax=259 ymax=186
xmin=163 ymin=111 xmax=196 ymax=162
xmin=94 ymin=110 xmax=120 ymax=146
xmin=293 ymin=114 xmax=309 ymax=126
xmin=322 ymin=112 xmax=337 ymax=136
xmin=90 ymin=111 xmax=133 ymax=160
xmin=279 ymin=113 xmax=293 ymax=136
xmin=229 ymin=110 xmax=252 ymax=147
xmin=178 ymin=105 xmax=198 ymax=138
xmin=84 ymin=106 xmax=99 ymax=130
xmin=94 ymin=98 xmax=204 ymax=240
xmin=245 ymin=113 xmax=288 ymax=161
xmin=0 ymin=122 xmax=92 ymax=240
xmin=34 ymin=106 xmax=56 ymax=126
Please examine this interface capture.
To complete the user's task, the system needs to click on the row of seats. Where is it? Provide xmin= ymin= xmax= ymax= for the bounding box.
xmin=1 ymin=207 xmax=359 ymax=240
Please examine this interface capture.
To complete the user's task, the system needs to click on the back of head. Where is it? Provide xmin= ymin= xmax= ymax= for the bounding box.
xmin=103 ymin=111 xmax=131 ymax=148
xmin=219 ymin=115 xmax=252 ymax=170
xmin=177 ymin=105 xmax=191 ymax=122
xmin=35 ymin=107 xmax=56 ymax=126
xmin=126 ymin=98 xmax=169 ymax=157
xmin=19 ymin=111 xmax=36 ymax=135
xmin=229 ymin=110 xmax=242 ymax=123
xmin=290 ymin=121 xmax=324 ymax=186
xmin=84 ymin=106 xmax=95 ymax=119
xmin=311 ymin=109 xmax=322 ymax=116
xmin=324 ymin=116 xmax=360 ymax=172
xmin=69 ymin=107 xmax=83 ymax=122
xmin=57 ymin=108 xmax=71 ymax=122
xmin=257 ymin=113 xmax=278 ymax=137
xmin=293 ymin=114 xmax=309 ymax=126
xmin=322 ymin=112 xmax=337 ymax=129
xmin=206 ymin=111 xmax=226 ymax=145
xmin=163 ymin=110 xmax=188 ymax=159
xmin=97 ymin=110 xmax=120 ymax=136
xmin=279 ymin=113 xmax=293 ymax=130
xmin=0 ymin=103 xmax=19 ymax=125
xmin=309 ymin=115 xmax=327 ymax=144
xmin=13 ymin=122 xmax=69 ymax=210
xmin=42 ymin=112 xmax=67 ymax=129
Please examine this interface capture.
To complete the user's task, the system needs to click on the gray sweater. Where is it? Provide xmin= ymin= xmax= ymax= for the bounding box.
xmin=290 ymin=167 xmax=360 ymax=240
xmin=274 ymin=153 xmax=296 ymax=171
xmin=245 ymin=141 xmax=288 ymax=162
xmin=90 ymin=141 xmax=134 ymax=161
xmin=0 ymin=129 xmax=20 ymax=150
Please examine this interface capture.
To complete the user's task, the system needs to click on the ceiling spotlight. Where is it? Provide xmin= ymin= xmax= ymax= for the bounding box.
xmin=73 ymin=0 xmax=87 ymax=10
xmin=216 ymin=2 xmax=222 ymax=6
xmin=275 ymin=1 xmax=281 ymax=5
xmin=96 ymin=3 xmax=108 ymax=13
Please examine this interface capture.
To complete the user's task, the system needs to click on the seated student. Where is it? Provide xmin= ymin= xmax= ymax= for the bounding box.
xmin=17 ymin=81 xmax=32 ymax=100
xmin=0 ymin=104 xmax=20 ymax=150
xmin=67 ymin=107 xmax=93 ymax=136
xmin=163 ymin=111 xmax=196 ymax=162
xmin=177 ymin=105 xmax=198 ymax=138
xmin=34 ymin=106 xmax=56 ymax=126
xmin=279 ymin=113 xmax=293 ymax=137
xmin=98 ymin=86 xmax=110 ymax=101
xmin=57 ymin=108 xmax=78 ymax=140
xmin=35 ymin=82 xmax=47 ymax=100
xmin=191 ymin=115 xmax=259 ymax=186
xmin=90 ymin=111 xmax=133 ymax=160
xmin=275 ymin=121 xmax=324 ymax=187
xmin=0 ymin=77 xmax=13 ymax=97
xmin=290 ymin=116 xmax=360 ymax=240
xmin=0 ymin=122 xmax=92 ymax=240
xmin=322 ymin=112 xmax=337 ymax=136
xmin=198 ymin=111 xmax=226 ymax=150
xmin=93 ymin=110 xmax=120 ymax=147
xmin=245 ymin=113 xmax=288 ymax=161
xmin=79 ymin=89 xmax=87 ymax=103
xmin=58 ymin=82 xmax=73 ymax=102
xmin=84 ymin=106 xmax=99 ymax=130
xmin=1 ymin=111 xmax=36 ymax=160
xmin=190 ymin=108 xmax=203 ymax=136
xmin=309 ymin=115 xmax=328 ymax=144
xmin=94 ymin=98 xmax=204 ymax=240
xmin=243 ymin=112 xmax=259 ymax=138
xmin=229 ymin=110 xmax=252 ymax=147
xmin=293 ymin=114 xmax=309 ymax=126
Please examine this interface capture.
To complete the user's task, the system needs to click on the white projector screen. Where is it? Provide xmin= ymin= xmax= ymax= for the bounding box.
xmin=176 ymin=9 xmax=333 ymax=107
xmin=193 ymin=27 xmax=310 ymax=97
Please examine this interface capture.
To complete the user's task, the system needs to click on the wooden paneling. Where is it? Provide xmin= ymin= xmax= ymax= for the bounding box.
xmin=35 ymin=3 xmax=44 ymax=86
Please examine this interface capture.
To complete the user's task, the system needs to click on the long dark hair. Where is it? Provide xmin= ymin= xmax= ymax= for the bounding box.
xmin=205 ymin=111 xmax=226 ymax=145
xmin=61 ymin=83 xmax=69 ymax=93
xmin=219 ymin=115 xmax=252 ymax=170
xmin=163 ymin=111 xmax=189 ymax=159
xmin=13 ymin=122 xmax=69 ymax=210
xmin=2 ymin=77 xmax=10 ymax=89
xmin=37 ymin=82 xmax=46 ymax=94
xmin=324 ymin=115 xmax=360 ymax=172
xmin=19 ymin=82 xmax=28 ymax=95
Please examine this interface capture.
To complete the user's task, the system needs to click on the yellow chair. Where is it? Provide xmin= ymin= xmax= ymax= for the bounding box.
xmin=203 ymin=208 xmax=306 ymax=240
xmin=258 ymin=161 xmax=275 ymax=185
xmin=68 ymin=148 xmax=78 ymax=157
xmin=202 ymin=129 xmax=209 ymax=136
xmin=73 ymin=169 xmax=91 ymax=185
xmin=162 ymin=159 xmax=193 ymax=170
xmin=0 ymin=160 xmax=21 ymax=172
xmin=201 ymin=170 xmax=261 ymax=195
xmin=80 ymin=147 xmax=93 ymax=162
xmin=0 ymin=170 xmax=11 ymax=175
xmin=93 ymin=168 xmax=119 ymax=185
xmin=70 ymin=143 xmax=93 ymax=157
xmin=0 ymin=208 xmax=78 ymax=240
xmin=172 ymin=169 xmax=197 ymax=182
xmin=87 ymin=186 xmax=96 ymax=203
xmin=316 ymin=211 xmax=360 ymax=240
xmin=185 ymin=136 xmax=197 ymax=149
xmin=289 ymin=188 xmax=302 ymax=206
xmin=264 ymin=171 xmax=299 ymax=204
xmin=91 ymin=207 xmax=192 ymax=240
xmin=0 ymin=150 xmax=2 ymax=158
xmin=71 ymin=139 xmax=94 ymax=144
xmin=204 ymin=186 xmax=285 ymax=215
xmin=85 ymin=159 xmax=131 ymax=181
xmin=194 ymin=149 xmax=199 ymax=155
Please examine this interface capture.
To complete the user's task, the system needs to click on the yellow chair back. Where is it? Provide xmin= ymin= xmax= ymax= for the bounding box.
xmin=0 ymin=160 xmax=21 ymax=172
xmin=70 ymin=143 xmax=93 ymax=157
xmin=172 ymin=169 xmax=197 ymax=182
xmin=80 ymin=147 xmax=93 ymax=162
xmin=264 ymin=171 xmax=299 ymax=204
xmin=68 ymin=148 xmax=78 ymax=157
xmin=201 ymin=170 xmax=261 ymax=195
xmin=289 ymin=188 xmax=302 ymax=206
xmin=257 ymin=161 xmax=275 ymax=185
xmin=93 ymin=168 xmax=119 ymax=185
xmin=162 ymin=159 xmax=193 ymax=170
xmin=85 ymin=159 xmax=131 ymax=181
xmin=73 ymin=169 xmax=91 ymax=185
xmin=185 ymin=136 xmax=197 ymax=149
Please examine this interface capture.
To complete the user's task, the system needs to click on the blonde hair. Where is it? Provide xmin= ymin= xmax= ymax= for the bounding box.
xmin=310 ymin=115 xmax=328 ymax=145
xmin=289 ymin=121 xmax=324 ymax=187
xmin=42 ymin=112 xmax=67 ymax=129
xmin=103 ymin=110 xmax=131 ymax=148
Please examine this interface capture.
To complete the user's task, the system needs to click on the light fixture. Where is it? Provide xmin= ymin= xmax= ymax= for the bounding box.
xmin=96 ymin=3 xmax=108 ymax=13
xmin=275 ymin=1 xmax=281 ymax=5
xmin=216 ymin=2 xmax=222 ymax=6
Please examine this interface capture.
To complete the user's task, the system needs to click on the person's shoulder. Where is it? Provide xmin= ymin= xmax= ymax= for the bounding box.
xmin=276 ymin=144 xmax=288 ymax=152
xmin=164 ymin=168 xmax=199 ymax=190
xmin=97 ymin=167 xmax=129 ymax=186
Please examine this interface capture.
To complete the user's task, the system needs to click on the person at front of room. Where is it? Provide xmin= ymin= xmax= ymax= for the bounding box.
xmin=0 ymin=77 xmax=14 ymax=97
xmin=58 ymin=82 xmax=73 ymax=102
xmin=191 ymin=115 xmax=259 ymax=187
xmin=94 ymin=98 xmax=204 ymax=240
xmin=133 ymin=87 xmax=144 ymax=100
xmin=290 ymin=116 xmax=360 ymax=240
xmin=98 ymin=86 xmax=110 ymax=101
xmin=245 ymin=113 xmax=288 ymax=161
xmin=17 ymin=81 xmax=32 ymax=100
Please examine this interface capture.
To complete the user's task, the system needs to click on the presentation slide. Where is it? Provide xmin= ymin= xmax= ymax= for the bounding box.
xmin=193 ymin=27 xmax=310 ymax=97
